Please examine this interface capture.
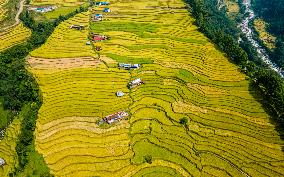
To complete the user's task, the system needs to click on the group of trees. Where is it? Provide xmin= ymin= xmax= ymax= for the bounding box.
xmin=186 ymin=0 xmax=284 ymax=130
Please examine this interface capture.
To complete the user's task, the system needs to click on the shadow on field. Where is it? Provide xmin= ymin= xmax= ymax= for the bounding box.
xmin=248 ymin=82 xmax=284 ymax=153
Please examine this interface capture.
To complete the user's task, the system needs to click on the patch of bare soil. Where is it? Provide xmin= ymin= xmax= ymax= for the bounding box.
xmin=28 ymin=56 xmax=102 ymax=69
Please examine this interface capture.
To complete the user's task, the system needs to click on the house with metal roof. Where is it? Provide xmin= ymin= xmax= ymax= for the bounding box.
xmin=118 ymin=63 xmax=141 ymax=70
xmin=103 ymin=8 xmax=111 ymax=12
xmin=96 ymin=2 xmax=110 ymax=6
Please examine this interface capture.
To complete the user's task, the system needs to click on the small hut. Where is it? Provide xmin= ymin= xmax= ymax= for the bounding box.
xmin=86 ymin=41 xmax=91 ymax=45
xmin=116 ymin=91 xmax=124 ymax=97
xmin=128 ymin=78 xmax=143 ymax=88
xmin=95 ymin=46 xmax=102 ymax=51
xmin=93 ymin=14 xmax=103 ymax=22
xmin=103 ymin=8 xmax=111 ymax=13
xmin=70 ymin=25 xmax=85 ymax=30
xmin=0 ymin=158 xmax=5 ymax=166
xmin=96 ymin=2 xmax=110 ymax=6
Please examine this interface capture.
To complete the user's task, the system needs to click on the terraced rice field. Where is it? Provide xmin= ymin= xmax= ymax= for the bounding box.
xmin=29 ymin=0 xmax=284 ymax=176
xmin=0 ymin=118 xmax=21 ymax=176
xmin=30 ymin=12 xmax=96 ymax=59
xmin=0 ymin=0 xmax=8 ymax=21
xmin=0 ymin=23 xmax=31 ymax=52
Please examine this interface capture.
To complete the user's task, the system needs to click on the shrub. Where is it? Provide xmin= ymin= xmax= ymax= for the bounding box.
xmin=179 ymin=117 xmax=188 ymax=125
xmin=144 ymin=155 xmax=152 ymax=164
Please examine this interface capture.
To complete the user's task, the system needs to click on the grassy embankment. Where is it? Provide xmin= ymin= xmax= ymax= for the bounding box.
xmin=253 ymin=18 xmax=276 ymax=50
xmin=28 ymin=0 xmax=284 ymax=176
xmin=0 ymin=0 xmax=31 ymax=52
xmin=224 ymin=0 xmax=239 ymax=17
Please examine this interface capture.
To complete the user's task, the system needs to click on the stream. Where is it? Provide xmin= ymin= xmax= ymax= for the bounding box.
xmin=239 ymin=0 xmax=284 ymax=78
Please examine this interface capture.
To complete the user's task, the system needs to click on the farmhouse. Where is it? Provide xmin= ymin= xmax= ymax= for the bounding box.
xmin=29 ymin=6 xmax=56 ymax=13
xmin=119 ymin=63 xmax=141 ymax=70
xmin=86 ymin=41 xmax=91 ymax=45
xmin=70 ymin=25 xmax=85 ymax=30
xmin=0 ymin=158 xmax=5 ymax=166
xmin=128 ymin=78 xmax=143 ymax=88
xmin=103 ymin=111 xmax=128 ymax=124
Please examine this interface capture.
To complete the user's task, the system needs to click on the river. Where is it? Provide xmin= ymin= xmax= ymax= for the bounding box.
xmin=239 ymin=0 xmax=284 ymax=78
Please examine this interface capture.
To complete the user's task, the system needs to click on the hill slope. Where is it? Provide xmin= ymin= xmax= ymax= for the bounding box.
xmin=28 ymin=0 xmax=284 ymax=176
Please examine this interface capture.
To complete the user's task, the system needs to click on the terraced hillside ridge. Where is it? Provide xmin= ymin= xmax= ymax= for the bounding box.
xmin=0 ymin=118 xmax=21 ymax=176
xmin=29 ymin=0 xmax=284 ymax=176
xmin=0 ymin=0 xmax=8 ymax=21
xmin=0 ymin=23 xmax=31 ymax=52
xmin=30 ymin=0 xmax=87 ymax=7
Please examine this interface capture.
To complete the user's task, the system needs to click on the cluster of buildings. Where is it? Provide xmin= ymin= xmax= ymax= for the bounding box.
xmin=101 ymin=77 xmax=144 ymax=124
xmin=89 ymin=2 xmax=145 ymax=125
xmin=93 ymin=1 xmax=111 ymax=22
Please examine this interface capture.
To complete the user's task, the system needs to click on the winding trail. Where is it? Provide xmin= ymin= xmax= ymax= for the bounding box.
xmin=0 ymin=0 xmax=25 ymax=32
xmin=238 ymin=0 xmax=284 ymax=78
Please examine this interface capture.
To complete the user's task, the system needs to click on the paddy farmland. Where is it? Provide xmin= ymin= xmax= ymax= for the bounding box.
xmin=0 ymin=0 xmax=284 ymax=176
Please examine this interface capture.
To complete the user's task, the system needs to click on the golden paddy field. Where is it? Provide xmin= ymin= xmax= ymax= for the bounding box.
xmin=28 ymin=0 xmax=284 ymax=176
xmin=0 ymin=118 xmax=21 ymax=176
xmin=0 ymin=0 xmax=8 ymax=21
xmin=0 ymin=23 xmax=31 ymax=52
xmin=30 ymin=0 xmax=87 ymax=7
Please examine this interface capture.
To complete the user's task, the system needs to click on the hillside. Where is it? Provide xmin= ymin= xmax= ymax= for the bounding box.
xmin=24 ymin=0 xmax=284 ymax=176
xmin=0 ymin=23 xmax=31 ymax=52
xmin=0 ymin=0 xmax=31 ymax=52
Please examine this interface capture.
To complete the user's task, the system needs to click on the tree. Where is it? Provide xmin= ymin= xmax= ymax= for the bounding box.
xmin=144 ymin=155 xmax=152 ymax=164
xmin=179 ymin=117 xmax=188 ymax=125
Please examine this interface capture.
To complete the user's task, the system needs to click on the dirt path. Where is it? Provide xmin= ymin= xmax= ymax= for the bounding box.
xmin=0 ymin=0 xmax=25 ymax=32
